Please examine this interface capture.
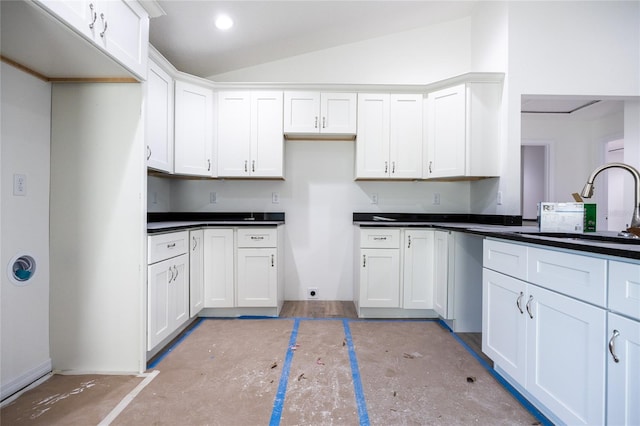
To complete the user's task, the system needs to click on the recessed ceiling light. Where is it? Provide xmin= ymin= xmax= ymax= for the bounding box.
xmin=215 ymin=14 xmax=233 ymax=31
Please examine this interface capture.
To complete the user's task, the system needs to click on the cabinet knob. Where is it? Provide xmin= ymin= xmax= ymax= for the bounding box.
xmin=314 ymin=116 xmax=318 ymax=129
xmin=608 ymin=329 xmax=620 ymax=363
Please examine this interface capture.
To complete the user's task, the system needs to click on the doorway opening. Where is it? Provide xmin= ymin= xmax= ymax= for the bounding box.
xmin=521 ymin=141 xmax=552 ymax=221
xmin=603 ymin=138 xmax=626 ymax=231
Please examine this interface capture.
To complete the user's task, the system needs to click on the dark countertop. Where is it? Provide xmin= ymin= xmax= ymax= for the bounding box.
xmin=353 ymin=212 xmax=640 ymax=261
xmin=147 ymin=212 xmax=285 ymax=234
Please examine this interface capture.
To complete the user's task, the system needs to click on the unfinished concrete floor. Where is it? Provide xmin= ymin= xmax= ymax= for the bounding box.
xmin=1 ymin=306 xmax=544 ymax=425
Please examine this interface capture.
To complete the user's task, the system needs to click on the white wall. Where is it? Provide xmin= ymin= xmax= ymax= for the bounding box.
xmin=503 ymin=1 xmax=640 ymax=215
xmin=50 ymin=83 xmax=146 ymax=373
xmin=1 ymin=63 xmax=52 ymax=399
xmin=209 ymin=17 xmax=472 ymax=84
xmin=160 ymin=141 xmax=469 ymax=300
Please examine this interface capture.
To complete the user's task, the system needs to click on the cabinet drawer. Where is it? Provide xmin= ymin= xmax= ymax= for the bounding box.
xmin=609 ymin=260 xmax=640 ymax=320
xmin=360 ymin=228 xmax=400 ymax=248
xmin=528 ymin=247 xmax=606 ymax=307
xmin=483 ymin=239 xmax=528 ymax=281
xmin=236 ymin=228 xmax=277 ymax=248
xmin=148 ymin=231 xmax=189 ymax=264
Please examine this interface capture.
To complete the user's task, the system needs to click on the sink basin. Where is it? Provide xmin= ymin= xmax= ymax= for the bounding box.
xmin=515 ymin=232 xmax=640 ymax=245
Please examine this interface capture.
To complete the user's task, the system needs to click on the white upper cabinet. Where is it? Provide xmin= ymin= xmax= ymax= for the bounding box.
xmin=35 ymin=0 xmax=149 ymax=79
xmin=217 ymin=91 xmax=284 ymax=178
xmin=425 ymin=82 xmax=501 ymax=179
xmin=356 ymin=93 xmax=423 ymax=179
xmin=174 ymin=80 xmax=215 ymax=177
xmin=145 ymin=59 xmax=174 ymax=173
xmin=284 ymin=92 xmax=357 ymax=136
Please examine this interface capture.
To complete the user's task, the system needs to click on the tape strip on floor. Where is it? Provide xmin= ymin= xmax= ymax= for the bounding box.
xmin=97 ymin=370 xmax=160 ymax=426
xmin=269 ymin=318 xmax=300 ymax=426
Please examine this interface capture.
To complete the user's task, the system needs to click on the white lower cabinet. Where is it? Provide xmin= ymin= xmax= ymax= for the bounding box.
xmin=402 ymin=230 xmax=434 ymax=309
xmin=483 ymin=239 xmax=608 ymax=425
xmin=189 ymin=229 xmax=204 ymax=317
xmin=357 ymin=228 xmax=401 ymax=308
xmin=237 ymin=248 xmax=278 ymax=307
xmin=203 ymin=229 xmax=235 ymax=308
xmin=203 ymin=227 xmax=282 ymax=311
xmin=147 ymin=231 xmax=190 ymax=351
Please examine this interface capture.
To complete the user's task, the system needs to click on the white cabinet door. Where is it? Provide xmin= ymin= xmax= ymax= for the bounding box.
xmin=433 ymin=230 xmax=450 ymax=318
xmin=402 ymin=230 xmax=434 ymax=309
xmin=359 ymin=248 xmax=400 ymax=308
xmin=146 ymin=60 xmax=174 ymax=173
xmin=217 ymin=92 xmax=251 ymax=176
xmin=389 ymin=94 xmax=423 ymax=179
xmin=148 ymin=259 xmax=171 ymax=350
xmin=482 ymin=268 xmax=527 ymax=384
xmin=237 ymin=248 xmax=278 ymax=307
xmin=426 ymin=84 xmax=466 ymax=178
xmin=284 ymin=92 xmax=356 ymax=135
xmin=95 ymin=0 xmax=149 ymax=79
xmin=251 ymin=91 xmax=283 ymax=177
xmin=174 ymin=81 xmax=214 ymax=176
xmin=203 ymin=229 xmax=235 ymax=308
xmin=218 ymin=91 xmax=283 ymax=177
xmin=170 ymin=254 xmax=189 ymax=330
xmin=147 ymin=253 xmax=189 ymax=351
xmin=35 ymin=0 xmax=94 ymax=39
xmin=607 ymin=313 xmax=640 ymax=426
xmin=356 ymin=93 xmax=390 ymax=178
xmin=321 ymin=93 xmax=357 ymax=134
xmin=189 ymin=230 xmax=204 ymax=317
xmin=526 ymin=284 xmax=606 ymax=426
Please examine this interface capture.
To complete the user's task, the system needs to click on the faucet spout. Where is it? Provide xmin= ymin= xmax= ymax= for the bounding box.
xmin=581 ymin=162 xmax=640 ymax=229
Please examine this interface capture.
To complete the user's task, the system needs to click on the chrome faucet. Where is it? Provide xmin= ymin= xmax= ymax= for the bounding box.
xmin=581 ymin=162 xmax=640 ymax=233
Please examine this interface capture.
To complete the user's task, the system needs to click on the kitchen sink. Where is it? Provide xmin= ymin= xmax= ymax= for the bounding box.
xmin=515 ymin=231 xmax=640 ymax=245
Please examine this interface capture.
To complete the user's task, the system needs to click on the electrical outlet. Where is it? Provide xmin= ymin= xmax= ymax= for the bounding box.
xmin=13 ymin=174 xmax=26 ymax=196
xmin=272 ymin=192 xmax=280 ymax=204
xmin=307 ymin=287 xmax=318 ymax=299
xmin=210 ymin=192 xmax=217 ymax=204
xmin=433 ymin=193 xmax=441 ymax=205
xmin=371 ymin=193 xmax=378 ymax=204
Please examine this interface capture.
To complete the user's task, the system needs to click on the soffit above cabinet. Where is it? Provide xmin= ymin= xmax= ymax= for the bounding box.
xmin=0 ymin=1 xmax=134 ymax=81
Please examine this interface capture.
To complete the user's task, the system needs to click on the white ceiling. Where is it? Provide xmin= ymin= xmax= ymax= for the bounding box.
xmin=148 ymin=1 xmax=478 ymax=79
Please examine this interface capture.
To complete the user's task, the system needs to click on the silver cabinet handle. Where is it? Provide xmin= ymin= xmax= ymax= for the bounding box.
xmin=147 ymin=146 xmax=152 ymax=160
xmin=516 ymin=291 xmax=524 ymax=314
xmin=392 ymin=161 xmax=396 ymax=174
xmin=525 ymin=295 xmax=534 ymax=319
xmin=244 ymin=160 xmax=248 ymax=172
xmin=207 ymin=159 xmax=211 ymax=171
xmin=192 ymin=236 xmax=197 ymax=251
xmin=362 ymin=254 xmax=366 ymax=267
xmin=271 ymin=254 xmax=275 ymax=267
xmin=173 ymin=265 xmax=179 ymax=281
xmin=609 ymin=329 xmax=620 ymax=363
xmin=99 ymin=13 xmax=108 ymax=38
xmin=385 ymin=161 xmax=388 ymax=173
xmin=314 ymin=116 xmax=318 ymax=129
xmin=322 ymin=117 xmax=326 ymax=128
xmin=429 ymin=161 xmax=433 ymax=174
xmin=89 ymin=3 xmax=97 ymax=29
xmin=252 ymin=160 xmax=255 ymax=172
xmin=168 ymin=266 xmax=174 ymax=283
xmin=167 ymin=243 xmax=176 ymax=248
xmin=407 ymin=235 xmax=411 ymax=248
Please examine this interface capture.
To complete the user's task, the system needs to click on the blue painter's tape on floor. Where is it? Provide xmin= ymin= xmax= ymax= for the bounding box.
xmin=438 ymin=320 xmax=553 ymax=426
xmin=147 ymin=318 xmax=204 ymax=369
xmin=343 ymin=319 xmax=370 ymax=426
xmin=269 ymin=318 xmax=300 ymax=426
